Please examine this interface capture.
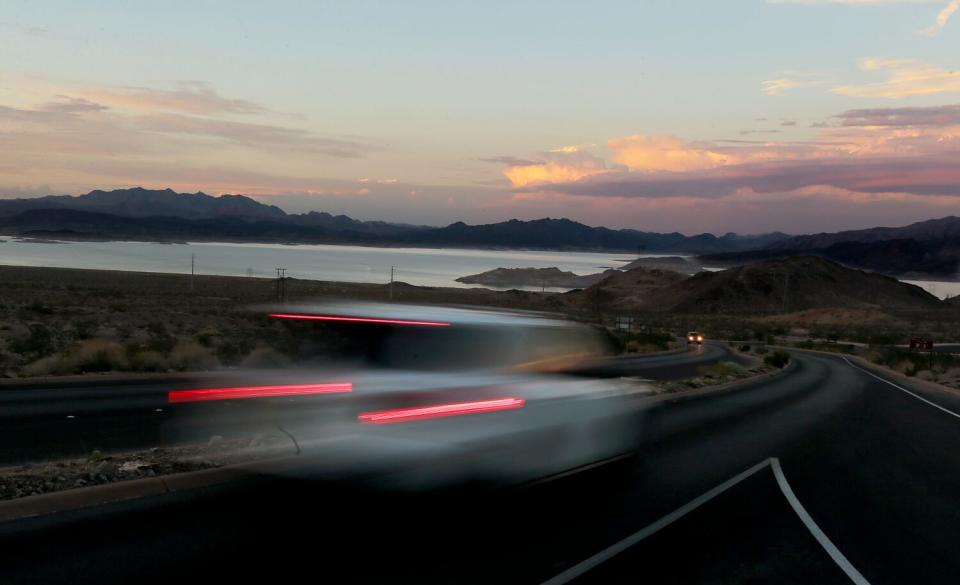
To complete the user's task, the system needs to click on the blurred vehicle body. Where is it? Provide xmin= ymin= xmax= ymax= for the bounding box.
xmin=687 ymin=331 xmax=704 ymax=345
xmin=166 ymin=303 xmax=653 ymax=488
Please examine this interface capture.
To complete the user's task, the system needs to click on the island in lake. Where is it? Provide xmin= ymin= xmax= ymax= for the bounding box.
xmin=456 ymin=266 xmax=619 ymax=289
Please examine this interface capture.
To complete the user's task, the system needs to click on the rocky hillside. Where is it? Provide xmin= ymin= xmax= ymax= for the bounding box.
xmin=568 ymin=266 xmax=688 ymax=312
xmin=642 ymin=256 xmax=942 ymax=314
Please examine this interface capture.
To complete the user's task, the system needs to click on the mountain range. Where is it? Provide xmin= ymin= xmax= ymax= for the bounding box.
xmin=701 ymin=216 xmax=960 ymax=279
xmin=0 ymin=188 xmax=787 ymax=253
xmin=0 ymin=188 xmax=957 ymax=280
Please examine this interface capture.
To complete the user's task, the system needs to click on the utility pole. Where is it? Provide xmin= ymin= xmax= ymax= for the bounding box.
xmin=275 ymin=268 xmax=287 ymax=303
xmin=190 ymin=253 xmax=195 ymax=291
xmin=389 ymin=266 xmax=395 ymax=300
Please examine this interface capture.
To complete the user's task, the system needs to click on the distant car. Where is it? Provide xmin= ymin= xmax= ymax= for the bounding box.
xmin=166 ymin=302 xmax=654 ymax=489
xmin=687 ymin=331 xmax=705 ymax=345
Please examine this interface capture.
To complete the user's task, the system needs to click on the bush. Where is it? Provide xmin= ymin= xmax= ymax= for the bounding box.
xmin=67 ymin=339 xmax=128 ymax=372
xmin=168 ymin=341 xmax=220 ymax=371
xmin=9 ymin=324 xmax=56 ymax=358
xmin=21 ymin=355 xmax=68 ymax=377
xmin=128 ymin=350 xmax=169 ymax=372
xmin=697 ymin=361 xmax=745 ymax=379
xmin=764 ymin=350 xmax=790 ymax=369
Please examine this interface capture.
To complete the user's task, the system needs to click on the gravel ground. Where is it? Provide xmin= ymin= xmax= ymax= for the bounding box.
xmin=0 ymin=432 xmax=293 ymax=501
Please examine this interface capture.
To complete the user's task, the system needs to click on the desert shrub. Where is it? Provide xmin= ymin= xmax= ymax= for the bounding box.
xmin=764 ymin=350 xmax=790 ymax=369
xmin=66 ymin=339 xmax=128 ymax=372
xmin=873 ymin=348 xmax=959 ymax=376
xmin=168 ymin=341 xmax=220 ymax=371
xmin=21 ymin=355 xmax=69 ymax=377
xmin=145 ymin=321 xmax=175 ymax=353
xmin=9 ymin=324 xmax=56 ymax=358
xmin=240 ymin=347 xmax=292 ymax=369
xmin=216 ymin=338 xmax=255 ymax=365
xmin=194 ymin=330 xmax=218 ymax=347
xmin=611 ymin=330 xmax=673 ymax=353
xmin=128 ymin=350 xmax=168 ymax=372
xmin=698 ymin=361 xmax=745 ymax=379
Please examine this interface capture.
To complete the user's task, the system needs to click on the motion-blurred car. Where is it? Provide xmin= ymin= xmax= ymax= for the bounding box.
xmin=165 ymin=303 xmax=653 ymax=489
xmin=687 ymin=331 xmax=704 ymax=345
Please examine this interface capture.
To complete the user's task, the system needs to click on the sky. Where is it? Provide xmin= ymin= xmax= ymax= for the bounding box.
xmin=1 ymin=0 xmax=959 ymax=234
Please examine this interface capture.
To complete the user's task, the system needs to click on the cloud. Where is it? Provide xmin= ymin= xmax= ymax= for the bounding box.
xmin=135 ymin=112 xmax=370 ymax=157
xmin=919 ymin=0 xmax=960 ymax=35
xmin=478 ymin=155 xmax=541 ymax=166
xmin=37 ymin=96 xmax=109 ymax=113
xmin=739 ymin=129 xmax=782 ymax=135
xmin=833 ymin=58 xmax=960 ymax=98
xmin=834 ymin=103 xmax=960 ymax=126
xmin=496 ymin=146 xmax=611 ymax=187
xmin=781 ymin=120 xmax=798 ymax=126
xmin=500 ymin=98 xmax=960 ymax=207
xmin=537 ymin=156 xmax=960 ymax=199
xmin=69 ymin=81 xmax=267 ymax=115
xmin=762 ymin=78 xmax=823 ymax=96
xmin=606 ymin=135 xmax=735 ymax=171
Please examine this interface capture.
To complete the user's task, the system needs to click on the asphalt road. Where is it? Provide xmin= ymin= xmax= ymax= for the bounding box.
xmin=0 ymin=345 xmax=734 ymax=465
xmin=5 ymin=349 xmax=960 ymax=584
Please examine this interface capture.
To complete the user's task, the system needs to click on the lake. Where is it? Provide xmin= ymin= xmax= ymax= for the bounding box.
xmin=0 ymin=237 xmax=956 ymax=299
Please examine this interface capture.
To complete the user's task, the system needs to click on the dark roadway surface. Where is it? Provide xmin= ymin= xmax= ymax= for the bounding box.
xmin=0 ymin=344 xmax=735 ymax=465
xmin=5 ymin=347 xmax=960 ymax=583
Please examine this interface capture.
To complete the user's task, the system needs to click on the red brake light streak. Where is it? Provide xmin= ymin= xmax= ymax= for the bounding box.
xmin=168 ymin=382 xmax=353 ymax=403
xmin=268 ymin=313 xmax=451 ymax=327
xmin=357 ymin=397 xmax=525 ymax=424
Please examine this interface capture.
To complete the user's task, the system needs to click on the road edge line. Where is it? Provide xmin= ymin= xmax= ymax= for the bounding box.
xmin=842 ymin=357 xmax=960 ymax=420
xmin=770 ymin=458 xmax=871 ymax=585
xmin=538 ymin=458 xmax=774 ymax=585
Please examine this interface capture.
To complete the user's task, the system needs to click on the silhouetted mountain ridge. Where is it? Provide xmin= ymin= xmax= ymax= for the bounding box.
xmin=0 ymin=188 xmax=790 ymax=253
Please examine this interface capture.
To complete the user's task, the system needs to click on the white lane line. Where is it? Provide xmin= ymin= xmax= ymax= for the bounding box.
xmin=538 ymin=458 xmax=774 ymax=585
xmin=771 ymin=458 xmax=871 ymax=585
xmin=843 ymin=357 xmax=960 ymax=420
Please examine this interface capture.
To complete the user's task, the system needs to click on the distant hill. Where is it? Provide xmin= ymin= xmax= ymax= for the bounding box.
xmin=0 ymin=187 xmax=287 ymax=221
xmin=456 ymin=267 xmax=617 ymax=288
xmin=396 ymin=217 xmax=786 ymax=253
xmin=620 ymin=256 xmax=703 ymax=275
xmin=0 ymin=209 xmax=380 ymax=244
xmin=639 ymin=256 xmax=942 ymax=314
xmin=766 ymin=216 xmax=960 ymax=251
xmin=701 ymin=238 xmax=959 ymax=279
xmin=0 ymin=188 xmax=413 ymax=237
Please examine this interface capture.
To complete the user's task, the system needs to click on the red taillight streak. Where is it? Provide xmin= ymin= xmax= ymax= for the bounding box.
xmin=168 ymin=382 xmax=353 ymax=403
xmin=268 ymin=313 xmax=450 ymax=327
xmin=357 ymin=397 xmax=525 ymax=424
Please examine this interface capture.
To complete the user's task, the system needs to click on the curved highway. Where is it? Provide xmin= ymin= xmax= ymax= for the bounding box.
xmin=5 ymin=349 xmax=960 ymax=583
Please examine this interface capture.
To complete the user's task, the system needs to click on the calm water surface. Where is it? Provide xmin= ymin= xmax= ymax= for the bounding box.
xmin=0 ymin=237 xmax=955 ymax=298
